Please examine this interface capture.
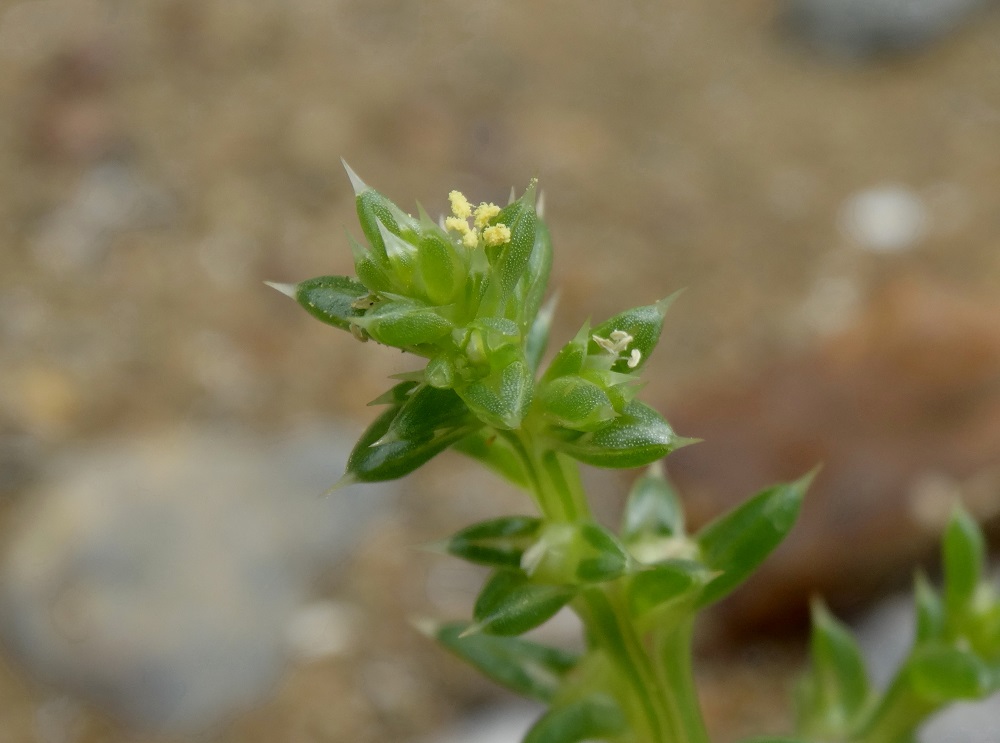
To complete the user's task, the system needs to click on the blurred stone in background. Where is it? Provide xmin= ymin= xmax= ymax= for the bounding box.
xmin=0 ymin=425 xmax=396 ymax=734
xmin=784 ymin=0 xmax=994 ymax=57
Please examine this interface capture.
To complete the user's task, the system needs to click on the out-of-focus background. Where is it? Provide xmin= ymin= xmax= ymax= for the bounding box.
xmin=2 ymin=1 xmax=1000 ymax=741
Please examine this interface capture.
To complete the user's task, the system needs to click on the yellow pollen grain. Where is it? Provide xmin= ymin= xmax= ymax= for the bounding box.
xmin=462 ymin=230 xmax=480 ymax=248
xmin=445 ymin=216 xmax=471 ymax=235
xmin=448 ymin=190 xmax=472 ymax=219
xmin=482 ymin=224 xmax=511 ymax=247
xmin=473 ymin=202 xmax=501 ymax=229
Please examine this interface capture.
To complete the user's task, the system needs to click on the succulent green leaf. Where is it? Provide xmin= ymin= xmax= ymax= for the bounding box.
xmin=525 ymin=294 xmax=558 ymax=372
xmin=914 ymin=572 xmax=946 ymax=644
xmin=542 ymin=323 xmax=590 ymax=383
xmin=807 ymin=599 xmax=871 ymax=722
xmin=453 ymin=430 xmax=529 ymax=489
xmin=417 ymin=231 xmax=464 ymax=305
xmin=523 ymin=695 xmax=627 ymax=743
xmin=381 ymin=384 xmax=472 ymax=443
xmin=445 ymin=515 xmax=543 ymax=569
xmin=621 ymin=462 xmax=685 ymax=542
xmin=366 ymin=380 xmax=419 ymax=407
xmin=521 ymin=522 xmax=630 ymax=585
xmin=576 ymin=523 xmax=631 ymax=583
xmin=517 ymin=218 xmax=554 ymax=328
xmin=909 ymin=644 xmax=997 ymax=701
xmin=356 ymin=188 xmax=417 ymax=265
xmin=345 ymin=403 xmax=471 ymax=483
xmin=627 ymin=560 xmax=705 ymax=620
xmin=588 ymin=293 xmax=677 ymax=374
xmin=291 ymin=275 xmax=369 ymax=331
xmin=457 ymin=355 xmax=534 ymax=430
xmin=349 ymin=234 xmax=395 ymax=294
xmin=491 ymin=182 xmax=538 ymax=302
xmin=538 ymin=376 xmax=616 ymax=432
xmin=943 ymin=504 xmax=985 ymax=617
xmin=431 ymin=621 xmax=578 ymax=702
xmin=356 ymin=301 xmax=453 ymax=348
xmin=551 ymin=400 xmax=683 ymax=469
xmin=472 ymin=569 xmax=576 ymax=636
xmin=696 ymin=469 xmax=814 ymax=607
xmin=425 ymin=354 xmax=456 ymax=389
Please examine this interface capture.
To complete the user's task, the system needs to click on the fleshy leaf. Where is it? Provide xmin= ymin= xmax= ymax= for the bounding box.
xmin=626 ymin=560 xmax=705 ymax=620
xmin=523 ymin=695 xmax=627 ymax=743
xmin=345 ymin=404 xmax=471 ymax=483
xmin=356 ymin=187 xmax=417 ymax=265
xmin=291 ymin=275 xmax=369 ymax=331
xmin=909 ymin=644 xmax=997 ymax=701
xmin=457 ymin=354 xmax=534 ymax=430
xmin=521 ymin=522 xmax=631 ymax=586
xmin=525 ymin=293 xmax=558 ymax=372
xmin=430 ymin=621 xmax=578 ymax=703
xmin=914 ymin=572 xmax=945 ymax=644
xmin=943 ymin=504 xmax=985 ymax=617
xmin=542 ymin=323 xmax=590 ymax=383
xmin=696 ymin=469 xmax=814 ymax=607
xmin=538 ymin=376 xmax=616 ymax=432
xmin=472 ymin=569 xmax=576 ymax=636
xmin=490 ymin=181 xmax=538 ymax=302
xmin=588 ymin=293 xmax=678 ymax=374
xmin=356 ymin=301 xmax=453 ymax=348
xmin=806 ymin=599 xmax=871 ymax=723
xmin=517 ymin=218 xmax=554 ymax=328
xmin=621 ymin=462 xmax=685 ymax=543
xmin=445 ymin=515 xmax=543 ymax=569
xmin=381 ymin=384 xmax=472 ymax=443
xmin=417 ymin=231 xmax=464 ymax=305
xmin=551 ymin=400 xmax=683 ymax=469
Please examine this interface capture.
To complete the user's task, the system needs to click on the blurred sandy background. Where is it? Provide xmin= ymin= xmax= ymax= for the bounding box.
xmin=1 ymin=1 xmax=1000 ymax=741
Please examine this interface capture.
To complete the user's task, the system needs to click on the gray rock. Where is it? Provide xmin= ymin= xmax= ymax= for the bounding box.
xmin=412 ymin=703 xmax=542 ymax=743
xmin=0 ymin=425 xmax=396 ymax=735
xmin=784 ymin=0 xmax=991 ymax=57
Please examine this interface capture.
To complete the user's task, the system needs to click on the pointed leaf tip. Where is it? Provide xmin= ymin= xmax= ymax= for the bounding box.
xmin=264 ymin=280 xmax=297 ymax=299
xmin=655 ymin=288 xmax=686 ymax=317
xmin=409 ymin=616 xmax=439 ymax=638
xmin=325 ymin=472 xmax=357 ymax=494
xmin=341 ymin=158 xmax=368 ymax=195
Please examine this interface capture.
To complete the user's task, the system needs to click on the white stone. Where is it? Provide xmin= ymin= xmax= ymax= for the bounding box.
xmin=838 ymin=185 xmax=928 ymax=253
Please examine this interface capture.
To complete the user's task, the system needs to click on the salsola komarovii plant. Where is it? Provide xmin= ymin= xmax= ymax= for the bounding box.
xmin=270 ymin=164 xmax=1000 ymax=743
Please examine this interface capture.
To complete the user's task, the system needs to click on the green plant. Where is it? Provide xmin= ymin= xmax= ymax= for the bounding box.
xmin=271 ymin=166 xmax=1000 ymax=743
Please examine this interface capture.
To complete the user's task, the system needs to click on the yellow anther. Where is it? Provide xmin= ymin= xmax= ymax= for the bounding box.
xmin=445 ymin=216 xmax=471 ymax=235
xmin=448 ymin=190 xmax=472 ymax=219
xmin=462 ymin=230 xmax=479 ymax=248
xmin=482 ymin=224 xmax=511 ymax=247
xmin=473 ymin=202 xmax=501 ymax=229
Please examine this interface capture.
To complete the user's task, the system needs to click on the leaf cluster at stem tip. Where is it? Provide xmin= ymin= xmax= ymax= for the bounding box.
xmin=270 ymin=164 xmax=691 ymax=484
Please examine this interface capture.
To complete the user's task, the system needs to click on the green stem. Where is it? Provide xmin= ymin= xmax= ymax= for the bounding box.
xmin=853 ymin=674 xmax=935 ymax=743
xmin=578 ymin=586 xmax=675 ymax=743
xmin=506 ymin=429 xmax=591 ymax=522
xmin=654 ymin=619 xmax=711 ymax=743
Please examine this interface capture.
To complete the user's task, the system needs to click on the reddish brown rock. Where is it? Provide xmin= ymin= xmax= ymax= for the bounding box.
xmin=665 ymin=276 xmax=1000 ymax=637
